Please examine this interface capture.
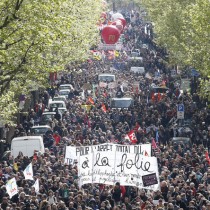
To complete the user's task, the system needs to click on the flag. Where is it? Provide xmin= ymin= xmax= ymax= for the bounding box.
xmin=128 ymin=130 xmax=137 ymax=144
xmin=101 ymin=104 xmax=107 ymax=113
xmin=157 ymin=92 xmax=162 ymax=101
xmin=151 ymin=92 xmax=155 ymax=102
xmin=13 ymin=163 xmax=18 ymax=171
xmin=156 ymin=130 xmax=159 ymax=143
xmin=114 ymin=50 xmax=120 ymax=57
xmin=88 ymin=97 xmax=94 ymax=105
xmin=152 ymin=138 xmax=157 ymax=149
xmin=32 ymin=179 xmax=39 ymax=193
xmin=205 ymin=151 xmax=210 ymax=165
xmin=6 ymin=178 xmax=18 ymax=198
xmin=23 ymin=163 xmax=34 ymax=180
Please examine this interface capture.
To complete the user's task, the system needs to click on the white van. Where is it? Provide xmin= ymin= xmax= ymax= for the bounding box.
xmin=110 ymin=97 xmax=134 ymax=109
xmin=98 ymin=74 xmax=116 ymax=82
xmin=11 ymin=136 xmax=45 ymax=158
xmin=59 ymin=84 xmax=74 ymax=90
xmin=48 ymin=100 xmax=66 ymax=110
xmin=130 ymin=67 xmax=145 ymax=74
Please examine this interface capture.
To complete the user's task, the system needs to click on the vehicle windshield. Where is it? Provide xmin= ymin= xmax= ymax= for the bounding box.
xmin=59 ymin=91 xmax=69 ymax=95
xmin=31 ymin=127 xmax=49 ymax=134
xmin=131 ymin=52 xmax=140 ymax=57
xmin=99 ymin=75 xmax=115 ymax=82
xmin=49 ymin=103 xmax=64 ymax=108
xmin=60 ymin=85 xmax=71 ymax=90
xmin=53 ymin=97 xmax=65 ymax=102
xmin=111 ymin=99 xmax=133 ymax=108
xmin=42 ymin=114 xmax=53 ymax=120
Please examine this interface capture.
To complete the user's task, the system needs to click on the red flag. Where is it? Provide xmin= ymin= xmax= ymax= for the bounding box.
xmin=157 ymin=92 xmax=162 ymax=101
xmin=151 ymin=92 xmax=155 ymax=102
xmin=205 ymin=151 xmax=210 ymax=165
xmin=152 ymin=138 xmax=157 ymax=149
xmin=101 ymin=103 xmax=107 ymax=113
xmin=88 ymin=97 xmax=94 ymax=105
xmin=128 ymin=130 xmax=137 ymax=144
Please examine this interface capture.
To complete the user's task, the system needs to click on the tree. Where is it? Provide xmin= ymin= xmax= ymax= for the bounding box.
xmin=138 ymin=0 xmax=210 ymax=99
xmin=0 ymin=0 xmax=104 ymax=122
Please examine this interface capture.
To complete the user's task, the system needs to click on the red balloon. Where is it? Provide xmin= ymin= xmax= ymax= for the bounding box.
xmin=101 ymin=25 xmax=120 ymax=44
xmin=117 ymin=17 xmax=126 ymax=28
xmin=101 ymin=12 xmax=107 ymax=19
xmin=112 ymin=20 xmax=123 ymax=32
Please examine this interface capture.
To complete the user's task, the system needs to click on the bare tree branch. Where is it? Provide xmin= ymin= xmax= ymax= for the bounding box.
xmin=0 ymin=38 xmax=23 ymax=50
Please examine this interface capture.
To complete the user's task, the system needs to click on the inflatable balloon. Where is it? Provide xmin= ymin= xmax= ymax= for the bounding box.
xmin=101 ymin=12 xmax=107 ymax=20
xmin=100 ymin=12 xmax=107 ymax=24
xmin=112 ymin=20 xmax=123 ymax=32
xmin=117 ymin=17 xmax=126 ymax=28
xmin=112 ymin=13 xmax=124 ymax=21
xmin=101 ymin=25 xmax=120 ymax=44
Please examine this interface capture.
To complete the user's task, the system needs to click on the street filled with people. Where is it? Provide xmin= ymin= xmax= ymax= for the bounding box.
xmin=0 ymin=7 xmax=210 ymax=210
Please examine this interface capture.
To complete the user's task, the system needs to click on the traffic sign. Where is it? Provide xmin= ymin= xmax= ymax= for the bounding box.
xmin=177 ymin=104 xmax=184 ymax=119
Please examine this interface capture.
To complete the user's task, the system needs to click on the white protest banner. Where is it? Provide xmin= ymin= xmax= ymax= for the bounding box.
xmin=116 ymin=144 xmax=152 ymax=157
xmin=78 ymin=151 xmax=93 ymax=187
xmin=65 ymin=143 xmax=152 ymax=165
xmin=6 ymin=178 xmax=18 ymax=198
xmin=92 ymin=144 xmax=115 ymax=185
xmin=32 ymin=179 xmax=39 ymax=193
xmin=23 ymin=163 xmax=33 ymax=180
xmin=65 ymin=146 xmax=77 ymax=165
xmin=115 ymin=152 xmax=160 ymax=190
xmin=77 ymin=144 xmax=159 ymax=190
xmin=65 ymin=145 xmax=92 ymax=165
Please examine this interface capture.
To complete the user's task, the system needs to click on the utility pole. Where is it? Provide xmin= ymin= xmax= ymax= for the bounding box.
xmin=113 ymin=0 xmax=116 ymax=12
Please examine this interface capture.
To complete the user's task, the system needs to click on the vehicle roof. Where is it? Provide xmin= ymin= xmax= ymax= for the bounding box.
xmin=53 ymin=96 xmax=66 ymax=98
xmin=172 ymin=137 xmax=190 ymax=141
xmin=59 ymin=89 xmax=70 ymax=92
xmin=49 ymin=100 xmax=65 ymax=104
xmin=98 ymin=74 xmax=115 ymax=76
xmin=151 ymin=86 xmax=169 ymax=89
xmin=111 ymin=97 xmax=133 ymax=100
xmin=42 ymin=112 xmax=56 ymax=115
xmin=31 ymin=125 xmax=51 ymax=129
xmin=60 ymin=84 xmax=73 ymax=86
xmin=12 ymin=136 xmax=43 ymax=141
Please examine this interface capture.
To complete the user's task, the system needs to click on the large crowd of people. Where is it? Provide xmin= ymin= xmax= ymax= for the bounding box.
xmin=0 ymin=8 xmax=210 ymax=210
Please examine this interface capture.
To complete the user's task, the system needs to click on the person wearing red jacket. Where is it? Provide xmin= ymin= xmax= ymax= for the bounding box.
xmin=53 ymin=131 xmax=61 ymax=145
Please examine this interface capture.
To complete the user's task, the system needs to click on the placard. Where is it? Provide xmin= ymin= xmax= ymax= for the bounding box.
xmin=142 ymin=173 xmax=158 ymax=187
